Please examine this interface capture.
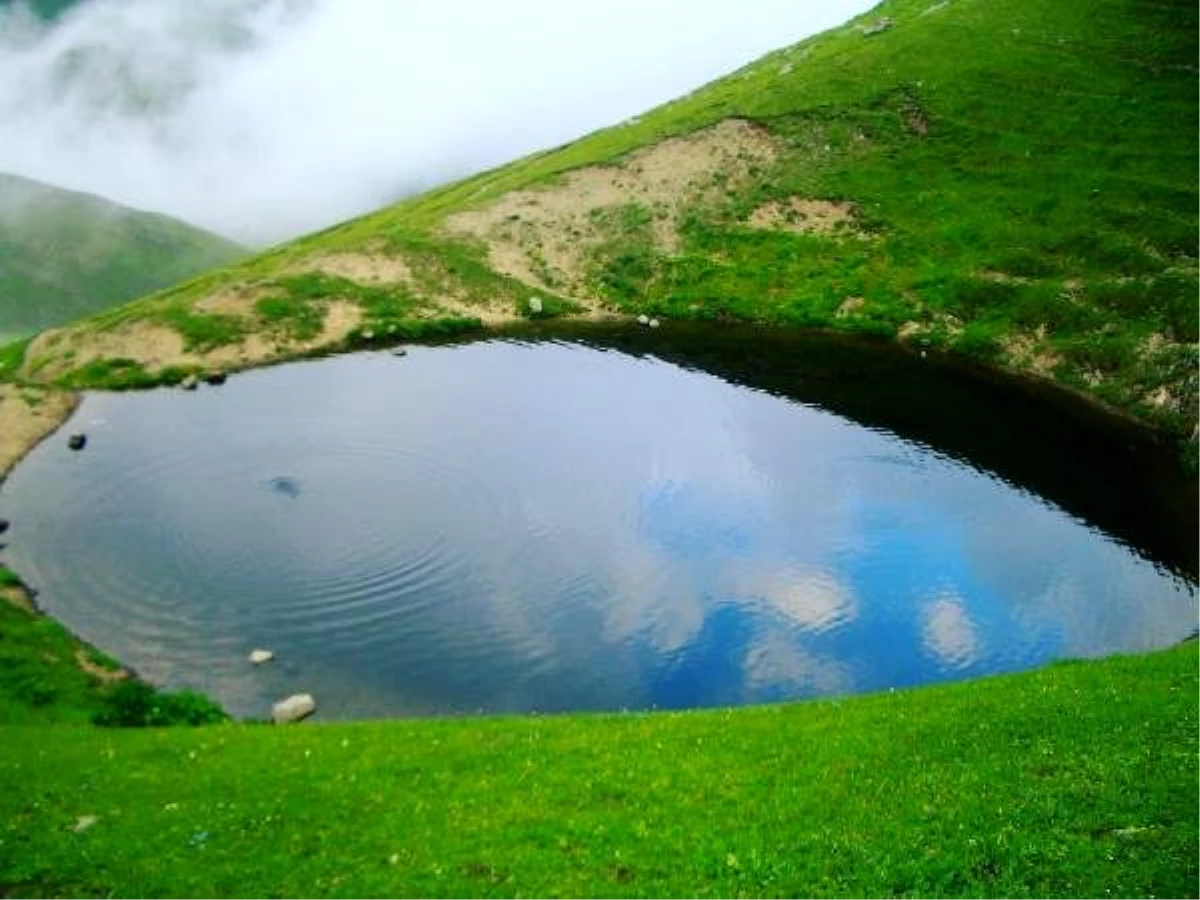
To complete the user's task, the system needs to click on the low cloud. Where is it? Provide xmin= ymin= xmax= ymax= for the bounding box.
xmin=0 ymin=0 xmax=875 ymax=245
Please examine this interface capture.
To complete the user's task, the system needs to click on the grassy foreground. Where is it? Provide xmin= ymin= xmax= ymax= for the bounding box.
xmin=0 ymin=642 xmax=1195 ymax=898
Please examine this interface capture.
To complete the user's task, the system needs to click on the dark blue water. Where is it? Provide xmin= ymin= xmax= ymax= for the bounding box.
xmin=0 ymin=335 xmax=1194 ymax=720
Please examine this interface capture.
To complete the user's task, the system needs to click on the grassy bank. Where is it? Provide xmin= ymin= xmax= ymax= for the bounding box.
xmin=0 ymin=643 xmax=1194 ymax=898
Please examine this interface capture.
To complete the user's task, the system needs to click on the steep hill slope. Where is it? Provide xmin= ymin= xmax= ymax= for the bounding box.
xmin=0 ymin=173 xmax=244 ymax=341
xmin=8 ymin=0 xmax=1197 ymax=457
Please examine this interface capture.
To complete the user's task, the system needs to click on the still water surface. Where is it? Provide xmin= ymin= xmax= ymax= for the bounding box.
xmin=0 ymin=332 xmax=1194 ymax=719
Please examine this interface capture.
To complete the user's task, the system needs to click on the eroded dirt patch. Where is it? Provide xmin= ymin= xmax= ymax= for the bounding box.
xmin=443 ymin=119 xmax=782 ymax=298
xmin=74 ymin=648 xmax=128 ymax=683
xmin=24 ymin=301 xmax=364 ymax=382
xmin=291 ymin=252 xmax=415 ymax=286
xmin=1 ymin=584 xmax=36 ymax=613
xmin=748 ymin=198 xmax=861 ymax=235
xmin=0 ymin=385 xmax=78 ymax=479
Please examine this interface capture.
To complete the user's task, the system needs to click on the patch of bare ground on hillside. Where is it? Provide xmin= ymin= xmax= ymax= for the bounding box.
xmin=748 ymin=197 xmax=863 ymax=236
xmin=1001 ymin=327 xmax=1061 ymax=377
xmin=443 ymin=119 xmax=782 ymax=299
xmin=23 ymin=301 xmax=363 ymax=382
xmin=1 ymin=584 xmax=35 ymax=613
xmin=194 ymin=284 xmax=282 ymax=316
xmin=293 ymin=251 xmax=540 ymax=327
xmin=290 ymin=251 xmax=415 ymax=286
xmin=0 ymin=385 xmax=78 ymax=480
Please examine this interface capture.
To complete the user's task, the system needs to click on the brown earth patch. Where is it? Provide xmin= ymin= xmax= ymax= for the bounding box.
xmin=748 ymin=198 xmax=860 ymax=235
xmin=195 ymin=285 xmax=280 ymax=316
xmin=23 ymin=302 xmax=363 ymax=382
xmin=74 ymin=648 xmax=128 ymax=683
xmin=1002 ymin=330 xmax=1061 ymax=377
xmin=0 ymin=384 xmax=78 ymax=479
xmin=443 ymin=119 xmax=782 ymax=298
xmin=291 ymin=252 xmax=415 ymax=286
xmin=1 ymin=584 xmax=35 ymax=613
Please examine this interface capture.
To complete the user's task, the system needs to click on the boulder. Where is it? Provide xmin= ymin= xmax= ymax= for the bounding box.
xmin=272 ymin=693 xmax=316 ymax=724
xmin=648 ymin=318 xmax=661 ymax=329
xmin=204 ymin=372 xmax=227 ymax=386
xmin=248 ymin=649 xmax=275 ymax=665
xmin=181 ymin=374 xmax=199 ymax=391
xmin=0 ymin=518 xmax=9 ymax=535
xmin=863 ymin=16 xmax=894 ymax=36
xmin=636 ymin=314 xmax=650 ymax=325
xmin=67 ymin=433 xmax=87 ymax=451
xmin=528 ymin=296 xmax=544 ymax=315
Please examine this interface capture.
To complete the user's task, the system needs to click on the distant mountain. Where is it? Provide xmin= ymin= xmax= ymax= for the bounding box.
xmin=0 ymin=0 xmax=81 ymax=20
xmin=0 ymin=173 xmax=244 ymax=340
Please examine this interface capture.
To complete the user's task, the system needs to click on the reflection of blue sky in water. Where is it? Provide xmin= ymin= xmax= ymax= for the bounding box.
xmin=0 ymin=341 xmax=1193 ymax=719
xmin=623 ymin=425 xmax=1189 ymax=708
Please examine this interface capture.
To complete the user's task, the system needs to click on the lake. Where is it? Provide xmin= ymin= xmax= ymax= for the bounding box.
xmin=0 ymin=325 xmax=1194 ymax=720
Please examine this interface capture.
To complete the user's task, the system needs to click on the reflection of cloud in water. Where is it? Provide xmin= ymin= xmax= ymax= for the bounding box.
xmin=744 ymin=632 xmax=853 ymax=698
xmin=921 ymin=591 xmax=980 ymax=669
xmin=735 ymin=569 xmax=857 ymax=634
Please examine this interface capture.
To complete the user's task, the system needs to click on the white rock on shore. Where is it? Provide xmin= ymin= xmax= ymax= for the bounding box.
xmin=272 ymin=693 xmax=316 ymax=724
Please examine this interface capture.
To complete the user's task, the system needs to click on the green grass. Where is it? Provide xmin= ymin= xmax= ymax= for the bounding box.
xmin=0 ymin=643 xmax=1193 ymax=898
xmin=0 ymin=579 xmax=125 ymax=726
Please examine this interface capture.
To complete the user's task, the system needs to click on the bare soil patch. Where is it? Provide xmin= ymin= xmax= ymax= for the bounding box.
xmin=748 ymin=198 xmax=860 ymax=235
xmin=291 ymin=253 xmax=415 ymax=286
xmin=23 ymin=302 xmax=363 ymax=382
xmin=443 ymin=119 xmax=782 ymax=298
xmin=0 ymin=385 xmax=78 ymax=479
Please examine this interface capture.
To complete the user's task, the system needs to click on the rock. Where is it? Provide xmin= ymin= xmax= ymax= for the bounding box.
xmin=361 ymin=329 xmax=375 ymax=341
xmin=392 ymin=348 xmax=408 ymax=357
xmin=636 ymin=314 xmax=650 ymax=325
xmin=528 ymin=296 xmax=543 ymax=315
xmin=0 ymin=518 xmax=8 ymax=535
xmin=835 ymin=296 xmax=866 ymax=319
xmin=272 ymin=693 xmax=316 ymax=724
xmin=71 ymin=815 xmax=98 ymax=833
xmin=180 ymin=374 xmax=199 ymax=391
xmin=249 ymin=649 xmax=275 ymax=665
xmin=863 ymin=16 xmax=895 ymax=36
xmin=204 ymin=372 xmax=227 ymax=386
xmin=648 ymin=318 xmax=661 ymax=329
xmin=67 ymin=433 xmax=87 ymax=451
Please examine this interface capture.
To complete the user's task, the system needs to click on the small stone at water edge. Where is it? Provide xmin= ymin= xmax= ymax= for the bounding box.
xmin=180 ymin=374 xmax=199 ymax=391
xmin=249 ymin=649 xmax=275 ymax=665
xmin=272 ymin=693 xmax=317 ymax=724
xmin=67 ymin=433 xmax=87 ymax=451
xmin=648 ymin=318 xmax=661 ymax=329
xmin=636 ymin=314 xmax=650 ymax=325
xmin=392 ymin=348 xmax=408 ymax=357
xmin=204 ymin=372 xmax=227 ymax=386
xmin=0 ymin=518 xmax=9 ymax=534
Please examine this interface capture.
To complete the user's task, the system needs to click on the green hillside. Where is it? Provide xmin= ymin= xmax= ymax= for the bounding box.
xmin=0 ymin=173 xmax=244 ymax=342
xmin=7 ymin=0 xmax=1196 ymax=460
xmin=0 ymin=0 xmax=80 ymax=21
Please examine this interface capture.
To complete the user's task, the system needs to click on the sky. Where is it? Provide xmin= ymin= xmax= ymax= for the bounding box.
xmin=0 ymin=0 xmax=877 ymax=246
